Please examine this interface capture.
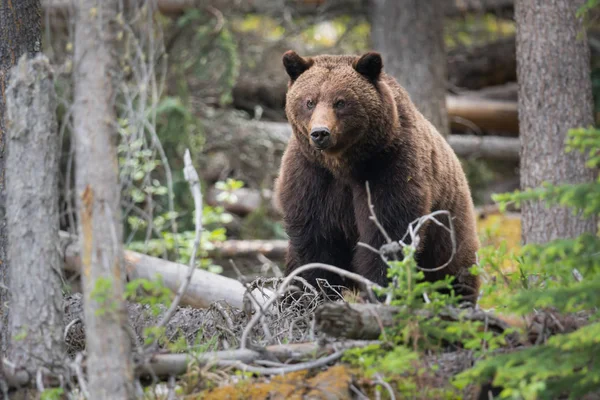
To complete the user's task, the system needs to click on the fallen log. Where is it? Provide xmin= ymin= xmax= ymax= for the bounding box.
xmin=60 ymin=231 xmax=273 ymax=310
xmin=447 ymin=134 xmax=520 ymax=162
xmin=314 ymin=302 xmax=515 ymax=340
xmin=447 ymin=95 xmax=519 ymax=133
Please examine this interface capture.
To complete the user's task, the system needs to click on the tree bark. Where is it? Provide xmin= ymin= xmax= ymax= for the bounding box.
xmin=370 ymin=0 xmax=449 ymax=136
xmin=0 ymin=0 xmax=42 ymax=356
xmin=73 ymin=0 xmax=134 ymax=397
xmin=516 ymin=0 xmax=597 ymax=243
xmin=5 ymin=54 xmax=64 ymax=378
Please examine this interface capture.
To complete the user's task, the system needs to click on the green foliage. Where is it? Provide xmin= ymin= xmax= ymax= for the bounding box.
xmin=175 ymin=9 xmax=240 ymax=106
xmin=343 ymin=244 xmax=507 ymax=397
xmin=91 ymin=277 xmax=120 ymax=317
xmin=127 ymin=201 xmax=234 ymax=274
xmin=40 ymin=388 xmax=65 ymax=400
xmin=461 ymin=159 xmax=497 ymax=205
xmin=125 ymin=276 xmax=173 ymax=316
xmin=455 ymin=126 xmax=600 ymax=399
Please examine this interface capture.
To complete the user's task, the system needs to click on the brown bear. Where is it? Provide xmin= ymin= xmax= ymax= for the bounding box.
xmin=274 ymin=51 xmax=480 ymax=303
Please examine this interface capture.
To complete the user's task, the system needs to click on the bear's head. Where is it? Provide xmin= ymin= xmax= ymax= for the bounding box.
xmin=282 ymin=51 xmax=399 ymax=159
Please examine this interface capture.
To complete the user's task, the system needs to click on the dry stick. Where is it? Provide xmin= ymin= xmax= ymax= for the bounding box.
xmin=147 ymin=149 xmax=202 ymax=349
xmin=240 ymin=263 xmax=384 ymax=350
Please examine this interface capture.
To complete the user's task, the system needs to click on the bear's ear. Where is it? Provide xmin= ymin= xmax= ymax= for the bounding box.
xmin=353 ymin=52 xmax=383 ymax=81
xmin=283 ymin=50 xmax=313 ymax=81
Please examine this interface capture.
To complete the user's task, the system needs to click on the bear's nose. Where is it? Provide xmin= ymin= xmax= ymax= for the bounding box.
xmin=310 ymin=127 xmax=331 ymax=148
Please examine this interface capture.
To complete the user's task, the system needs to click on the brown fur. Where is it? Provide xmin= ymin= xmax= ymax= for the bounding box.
xmin=274 ymin=51 xmax=480 ymax=303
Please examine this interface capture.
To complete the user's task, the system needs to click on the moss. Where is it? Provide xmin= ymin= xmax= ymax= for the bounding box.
xmin=197 ymin=365 xmax=353 ymax=400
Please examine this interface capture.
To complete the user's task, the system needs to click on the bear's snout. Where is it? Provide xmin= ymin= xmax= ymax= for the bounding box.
xmin=309 ymin=126 xmax=331 ymax=150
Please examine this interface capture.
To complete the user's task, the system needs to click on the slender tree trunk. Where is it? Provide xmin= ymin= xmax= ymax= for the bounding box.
xmin=6 ymin=54 xmax=64 ymax=376
xmin=73 ymin=0 xmax=134 ymax=397
xmin=369 ymin=0 xmax=449 ymax=136
xmin=516 ymin=0 xmax=597 ymax=243
xmin=0 ymin=0 xmax=42 ymax=355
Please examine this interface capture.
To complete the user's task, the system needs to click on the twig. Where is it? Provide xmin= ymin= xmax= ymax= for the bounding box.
xmin=147 ymin=149 xmax=202 ymax=348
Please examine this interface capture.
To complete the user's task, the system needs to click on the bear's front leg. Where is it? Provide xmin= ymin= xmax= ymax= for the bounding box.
xmin=275 ymin=152 xmax=357 ymax=294
xmin=351 ymin=180 xmax=431 ymax=287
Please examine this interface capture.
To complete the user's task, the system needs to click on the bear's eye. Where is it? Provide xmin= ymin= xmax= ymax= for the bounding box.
xmin=334 ymin=99 xmax=346 ymax=109
xmin=306 ymin=99 xmax=315 ymax=110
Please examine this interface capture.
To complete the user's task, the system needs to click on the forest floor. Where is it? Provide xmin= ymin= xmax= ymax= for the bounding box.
xmin=56 ymin=213 xmax=538 ymax=399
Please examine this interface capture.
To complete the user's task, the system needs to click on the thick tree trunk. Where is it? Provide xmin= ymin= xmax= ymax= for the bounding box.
xmin=5 ymin=54 xmax=64 ymax=379
xmin=73 ymin=0 xmax=134 ymax=397
xmin=370 ymin=0 xmax=449 ymax=136
xmin=0 ymin=0 xmax=41 ymax=355
xmin=516 ymin=0 xmax=597 ymax=243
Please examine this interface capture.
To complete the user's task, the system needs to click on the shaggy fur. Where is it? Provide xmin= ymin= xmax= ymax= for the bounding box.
xmin=274 ymin=51 xmax=480 ymax=303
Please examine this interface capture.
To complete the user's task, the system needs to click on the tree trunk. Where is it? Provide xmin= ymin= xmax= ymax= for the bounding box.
xmin=73 ymin=0 xmax=134 ymax=397
xmin=370 ymin=0 xmax=449 ymax=136
xmin=516 ymin=0 xmax=597 ymax=243
xmin=5 ymin=54 xmax=64 ymax=379
xmin=0 ymin=0 xmax=41 ymax=355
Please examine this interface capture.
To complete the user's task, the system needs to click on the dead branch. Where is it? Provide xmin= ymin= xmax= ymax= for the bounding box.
xmin=135 ymin=340 xmax=378 ymax=378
